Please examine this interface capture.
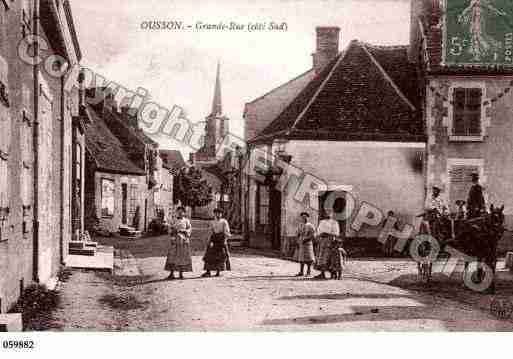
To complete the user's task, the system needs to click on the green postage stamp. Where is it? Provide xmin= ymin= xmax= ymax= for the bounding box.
xmin=444 ymin=0 xmax=513 ymax=65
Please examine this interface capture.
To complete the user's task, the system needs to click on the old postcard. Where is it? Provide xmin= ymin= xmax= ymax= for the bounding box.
xmin=1 ymin=0 xmax=513 ymax=353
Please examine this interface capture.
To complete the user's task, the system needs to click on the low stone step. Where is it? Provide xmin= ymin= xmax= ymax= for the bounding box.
xmin=84 ymin=242 xmax=98 ymax=248
xmin=69 ymin=247 xmax=96 ymax=256
xmin=228 ymin=235 xmax=243 ymax=247
xmin=0 ymin=313 xmax=23 ymax=332
xmin=69 ymin=241 xmax=85 ymax=250
xmin=506 ymin=252 xmax=513 ymax=271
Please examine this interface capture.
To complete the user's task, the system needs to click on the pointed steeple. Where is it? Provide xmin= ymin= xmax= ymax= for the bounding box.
xmin=211 ymin=61 xmax=222 ymax=117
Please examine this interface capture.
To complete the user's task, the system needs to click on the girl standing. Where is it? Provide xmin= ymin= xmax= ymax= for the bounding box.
xmin=295 ymin=212 xmax=316 ymax=277
xmin=202 ymin=208 xmax=231 ymax=277
xmin=164 ymin=206 xmax=193 ymax=280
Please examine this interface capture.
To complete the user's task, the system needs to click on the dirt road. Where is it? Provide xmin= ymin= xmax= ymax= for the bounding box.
xmin=47 ymin=221 xmax=513 ymax=331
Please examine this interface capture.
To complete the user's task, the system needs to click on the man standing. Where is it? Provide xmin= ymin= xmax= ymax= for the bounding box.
xmin=426 ymin=186 xmax=447 ymax=215
xmin=467 ymin=173 xmax=486 ymax=218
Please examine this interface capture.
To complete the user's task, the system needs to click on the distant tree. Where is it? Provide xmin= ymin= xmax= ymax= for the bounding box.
xmin=173 ymin=166 xmax=213 ymax=208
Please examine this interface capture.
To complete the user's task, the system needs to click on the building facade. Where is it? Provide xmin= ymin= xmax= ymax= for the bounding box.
xmin=245 ymin=31 xmax=426 ymax=253
xmin=244 ymin=2 xmax=513 ymax=256
xmin=83 ymin=89 xmax=168 ymax=234
xmin=0 ymin=0 xmax=83 ymax=313
xmin=410 ymin=0 xmax=513 ymax=238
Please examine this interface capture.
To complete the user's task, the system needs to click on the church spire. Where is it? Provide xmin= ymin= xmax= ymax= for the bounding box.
xmin=211 ymin=61 xmax=222 ymax=117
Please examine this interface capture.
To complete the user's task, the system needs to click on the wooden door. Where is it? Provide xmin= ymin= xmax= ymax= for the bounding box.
xmin=269 ymin=189 xmax=282 ymax=250
xmin=121 ymin=183 xmax=128 ymax=225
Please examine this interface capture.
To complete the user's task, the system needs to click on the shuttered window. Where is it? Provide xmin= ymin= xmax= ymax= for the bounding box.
xmin=452 ymin=88 xmax=482 ymax=136
xmin=449 ymin=165 xmax=480 ymax=207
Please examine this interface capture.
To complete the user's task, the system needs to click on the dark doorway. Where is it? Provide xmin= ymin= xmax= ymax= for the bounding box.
xmin=318 ymin=191 xmax=347 ymax=235
xmin=121 ymin=183 xmax=128 ymax=224
xmin=269 ymin=189 xmax=282 ymax=250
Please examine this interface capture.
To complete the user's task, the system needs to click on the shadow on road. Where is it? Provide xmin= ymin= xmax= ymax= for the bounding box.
xmin=95 ymin=235 xmax=282 ymax=260
xmin=260 ymin=304 xmax=485 ymax=330
xmin=278 ymin=293 xmax=413 ymax=300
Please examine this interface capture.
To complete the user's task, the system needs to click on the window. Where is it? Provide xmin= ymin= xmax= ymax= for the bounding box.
xmin=75 ymin=143 xmax=82 ymax=185
xmin=101 ymin=178 xmax=115 ymax=217
xmin=255 ymin=183 xmax=269 ymax=232
xmin=452 ymin=88 xmax=482 ymax=137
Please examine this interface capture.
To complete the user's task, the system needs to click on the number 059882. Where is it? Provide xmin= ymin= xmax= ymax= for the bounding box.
xmin=2 ymin=340 xmax=35 ymax=350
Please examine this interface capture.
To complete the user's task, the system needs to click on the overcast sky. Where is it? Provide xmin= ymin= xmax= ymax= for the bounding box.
xmin=70 ymin=0 xmax=410 ymax=154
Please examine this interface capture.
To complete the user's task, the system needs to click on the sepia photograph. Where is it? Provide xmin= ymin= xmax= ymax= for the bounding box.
xmin=1 ymin=0 xmax=513 ymax=355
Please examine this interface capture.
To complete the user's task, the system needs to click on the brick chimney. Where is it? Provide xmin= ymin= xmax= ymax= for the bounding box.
xmin=408 ymin=0 xmax=435 ymax=63
xmin=312 ymin=26 xmax=340 ymax=74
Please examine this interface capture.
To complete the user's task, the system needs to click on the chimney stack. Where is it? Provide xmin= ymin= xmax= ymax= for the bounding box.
xmin=312 ymin=26 xmax=340 ymax=75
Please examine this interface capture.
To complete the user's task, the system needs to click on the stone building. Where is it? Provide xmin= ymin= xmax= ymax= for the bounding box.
xmin=0 ymin=0 xmax=83 ymax=313
xmin=410 ymin=0 xmax=513 ymax=233
xmin=83 ymin=88 xmax=167 ymax=234
xmin=244 ymin=2 xmax=513 ymax=255
xmin=245 ymin=28 xmax=425 ymax=252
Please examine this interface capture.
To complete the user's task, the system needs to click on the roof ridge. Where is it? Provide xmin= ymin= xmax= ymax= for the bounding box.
xmin=359 ymin=42 xmax=409 ymax=50
xmin=359 ymin=42 xmax=416 ymax=112
xmin=286 ymin=43 xmax=354 ymax=135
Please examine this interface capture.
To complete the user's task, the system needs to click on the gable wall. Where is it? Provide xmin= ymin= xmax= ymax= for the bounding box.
xmin=244 ymin=71 xmax=315 ymax=141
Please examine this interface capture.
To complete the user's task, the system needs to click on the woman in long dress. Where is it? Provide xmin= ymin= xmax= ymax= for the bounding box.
xmin=295 ymin=212 xmax=316 ymax=277
xmin=202 ymin=208 xmax=231 ymax=277
xmin=314 ymin=209 xmax=340 ymax=280
xmin=164 ymin=206 xmax=193 ymax=280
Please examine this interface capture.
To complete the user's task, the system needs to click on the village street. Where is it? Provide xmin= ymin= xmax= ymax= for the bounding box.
xmin=44 ymin=220 xmax=513 ymax=331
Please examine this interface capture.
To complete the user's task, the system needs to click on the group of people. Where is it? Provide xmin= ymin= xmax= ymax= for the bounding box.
xmin=293 ymin=209 xmax=347 ymax=280
xmin=421 ymin=172 xmax=487 ymax=237
xmin=163 ymin=205 xmax=348 ymax=281
xmin=164 ymin=206 xmax=231 ymax=280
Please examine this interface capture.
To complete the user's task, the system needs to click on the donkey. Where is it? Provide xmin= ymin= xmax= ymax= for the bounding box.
xmin=448 ymin=204 xmax=505 ymax=293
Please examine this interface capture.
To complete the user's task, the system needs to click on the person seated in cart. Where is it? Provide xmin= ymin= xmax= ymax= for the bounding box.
xmin=425 ymin=186 xmax=448 ymax=240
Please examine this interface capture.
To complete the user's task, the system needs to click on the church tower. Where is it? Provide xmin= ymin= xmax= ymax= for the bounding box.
xmin=202 ymin=62 xmax=229 ymax=160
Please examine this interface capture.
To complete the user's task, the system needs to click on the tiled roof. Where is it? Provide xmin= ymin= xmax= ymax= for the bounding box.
xmin=160 ymin=150 xmax=186 ymax=171
xmin=363 ymin=43 xmax=420 ymax=109
xmin=251 ymin=40 xmax=424 ymax=143
xmin=84 ymin=106 xmax=146 ymax=176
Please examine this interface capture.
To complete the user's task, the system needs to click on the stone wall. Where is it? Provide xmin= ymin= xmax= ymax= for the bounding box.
xmin=0 ymin=0 xmax=81 ymax=312
xmin=0 ymin=0 xmax=34 ymax=313
xmin=245 ymin=141 xmax=426 ymax=253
